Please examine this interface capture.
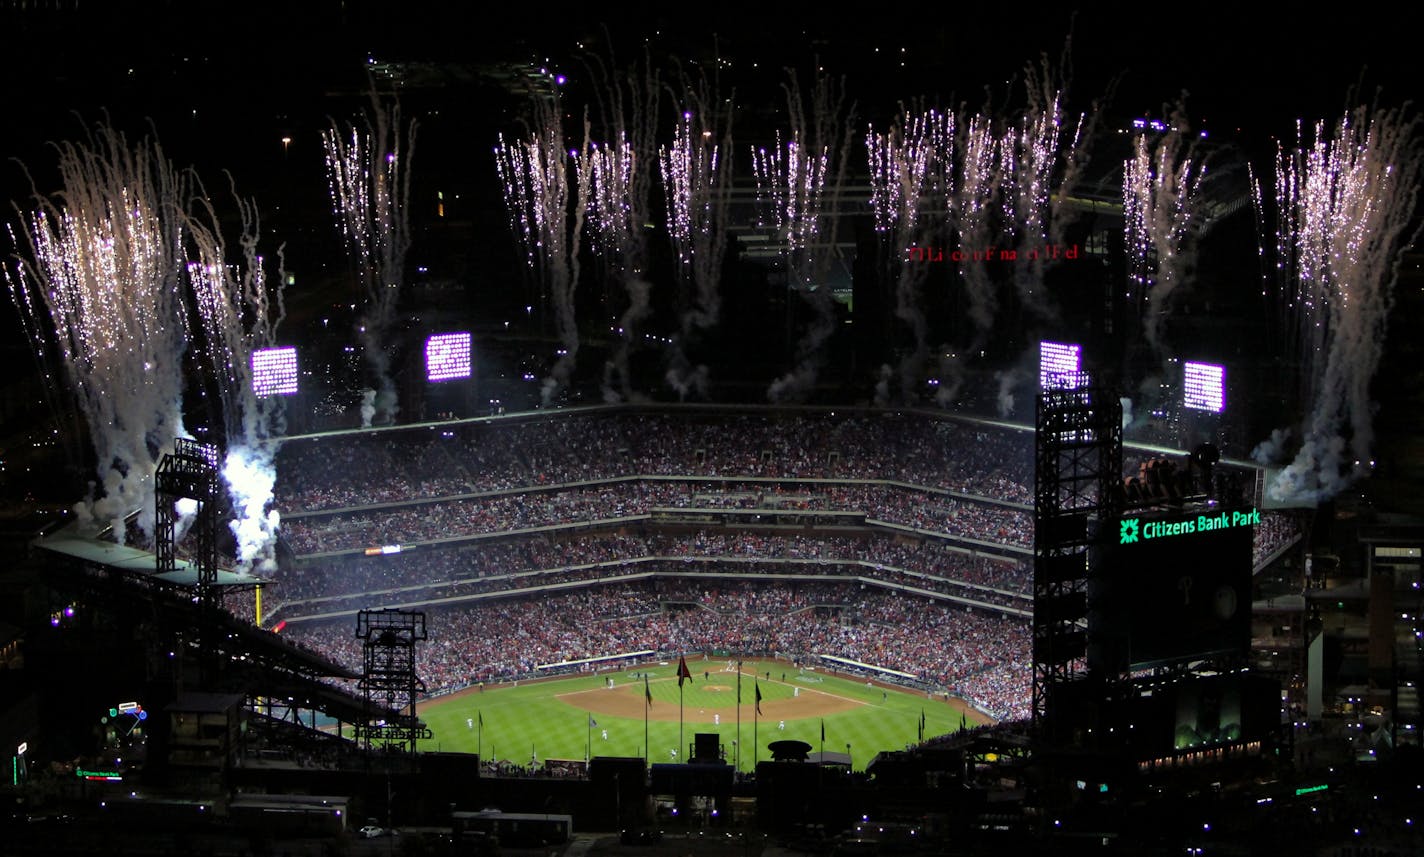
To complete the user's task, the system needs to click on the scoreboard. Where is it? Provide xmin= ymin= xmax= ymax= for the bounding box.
xmin=1095 ymin=506 xmax=1258 ymax=670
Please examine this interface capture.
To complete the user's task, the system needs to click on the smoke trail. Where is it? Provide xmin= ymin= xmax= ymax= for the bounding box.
xmin=185 ymin=178 xmax=288 ymax=573
xmin=934 ymin=350 xmax=965 ymax=408
xmin=1123 ymin=104 xmax=1206 ymax=358
xmin=359 ymin=389 xmax=377 ymax=428
xmin=495 ymin=93 xmax=590 ymax=406
xmin=756 ymin=72 xmax=856 ymax=403
xmin=665 ymin=360 xmax=709 ymax=402
xmin=323 ymin=88 xmax=417 ymax=425
xmin=1266 ymin=104 xmax=1422 ymax=503
xmin=586 ymin=53 xmax=660 ymax=402
xmin=660 ymin=71 xmax=734 ymax=397
xmin=873 ymin=363 xmax=895 ymax=407
xmin=867 ymin=106 xmax=955 ymax=404
xmin=6 ymin=123 xmax=191 ymax=543
xmin=954 ymin=110 xmax=1002 ymax=344
xmin=994 ymin=368 xmax=1021 ymax=419
xmin=1005 ymin=52 xmax=1094 ymax=321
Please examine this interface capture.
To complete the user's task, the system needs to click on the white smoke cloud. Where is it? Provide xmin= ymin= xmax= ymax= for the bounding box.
xmin=223 ymin=447 xmax=280 ymax=573
xmin=360 ymin=389 xmax=377 ymax=428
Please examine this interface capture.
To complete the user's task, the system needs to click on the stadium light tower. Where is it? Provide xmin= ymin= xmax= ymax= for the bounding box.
xmin=1039 ymin=341 xmax=1083 ymax=390
xmin=251 ymin=347 xmax=300 ymax=397
xmin=1182 ymin=362 xmax=1225 ymax=413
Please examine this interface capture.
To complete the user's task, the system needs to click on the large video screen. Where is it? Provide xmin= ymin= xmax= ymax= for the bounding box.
xmin=251 ymin=347 xmax=299 ymax=397
xmin=1183 ymin=362 xmax=1225 ymax=413
xmin=426 ymin=332 xmax=472 ymax=382
xmin=1039 ymin=341 xmax=1082 ymax=389
xmin=1105 ymin=506 xmax=1257 ymax=668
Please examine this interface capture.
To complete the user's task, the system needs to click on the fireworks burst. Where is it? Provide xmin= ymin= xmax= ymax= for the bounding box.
xmin=495 ymin=91 xmax=591 ymax=404
xmin=1122 ymin=111 xmax=1206 ymax=356
xmin=5 ymin=123 xmax=190 ymax=542
xmin=322 ymin=89 xmax=416 ymax=426
xmin=185 ymin=182 xmax=288 ymax=572
xmin=1004 ymin=60 xmax=1088 ymax=313
xmin=954 ymin=110 xmax=1003 ymax=337
xmin=866 ymin=107 xmax=955 ymax=403
xmin=757 ymin=73 xmax=856 ymax=403
xmin=585 ymin=55 xmax=660 ymax=402
xmin=1262 ymin=104 xmax=1422 ymax=503
xmin=659 ymin=79 xmax=734 ymax=400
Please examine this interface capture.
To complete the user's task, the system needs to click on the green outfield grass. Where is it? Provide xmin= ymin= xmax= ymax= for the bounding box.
xmin=417 ymin=658 xmax=986 ymax=772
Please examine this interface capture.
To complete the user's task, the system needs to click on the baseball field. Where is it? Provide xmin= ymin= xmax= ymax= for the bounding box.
xmin=417 ymin=657 xmax=989 ymax=772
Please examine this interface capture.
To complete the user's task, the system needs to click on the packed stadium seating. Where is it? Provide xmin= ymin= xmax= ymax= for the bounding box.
xmin=250 ymin=408 xmax=1297 ymax=725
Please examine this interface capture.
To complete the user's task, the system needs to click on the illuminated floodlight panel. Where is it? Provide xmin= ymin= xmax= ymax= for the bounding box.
xmin=251 ymin=347 xmax=298 ymax=397
xmin=426 ymin=332 xmax=472 ymax=382
xmin=1039 ymin=341 xmax=1082 ymax=389
xmin=1183 ymin=362 xmax=1225 ymax=413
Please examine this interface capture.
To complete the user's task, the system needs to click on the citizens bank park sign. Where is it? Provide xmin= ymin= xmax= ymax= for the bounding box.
xmin=1118 ymin=507 xmax=1261 ymax=545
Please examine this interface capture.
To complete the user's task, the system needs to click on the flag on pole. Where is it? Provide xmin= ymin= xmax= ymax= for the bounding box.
xmin=821 ymin=719 xmax=825 ymax=742
xmin=589 ymin=714 xmax=598 ymax=728
xmin=755 ymin=681 xmax=763 ymax=715
xmin=645 ymin=675 xmax=653 ymax=707
xmin=918 ymin=709 xmax=925 ymax=742
xmin=478 ymin=711 xmax=483 ymax=728
xmin=677 ymin=655 xmax=693 ymax=686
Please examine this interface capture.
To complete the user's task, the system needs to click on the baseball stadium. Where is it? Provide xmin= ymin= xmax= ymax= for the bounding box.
xmin=2 ymin=9 xmax=1419 ymax=856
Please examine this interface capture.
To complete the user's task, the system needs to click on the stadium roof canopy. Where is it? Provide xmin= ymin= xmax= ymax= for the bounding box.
xmin=32 ymin=530 xmax=268 ymax=588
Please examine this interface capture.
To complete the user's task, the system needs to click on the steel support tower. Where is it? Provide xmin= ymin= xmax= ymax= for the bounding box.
xmin=156 ymin=438 xmax=222 ymax=610
xmin=355 ymin=609 xmax=431 ymax=755
xmin=1032 ymin=372 xmax=1121 ymax=733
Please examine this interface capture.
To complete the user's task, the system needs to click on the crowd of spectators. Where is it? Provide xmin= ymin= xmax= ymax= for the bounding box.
xmin=243 ymin=531 xmax=1032 ymax=623
xmin=277 ymin=480 xmax=1034 ymax=556
xmin=274 ymin=411 xmax=1038 ymax=513
xmin=279 ymin=579 xmax=1033 ymax=721
xmin=250 ymin=408 xmax=1285 ymax=729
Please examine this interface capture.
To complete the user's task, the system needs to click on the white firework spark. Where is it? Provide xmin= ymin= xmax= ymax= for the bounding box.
xmin=758 ymin=73 xmax=855 ymax=403
xmin=1265 ymin=104 xmax=1422 ymax=503
xmin=494 ymin=92 xmax=591 ymax=404
xmin=322 ymin=89 xmax=416 ymax=426
xmin=185 ymin=183 xmax=287 ymax=573
xmin=1122 ymin=115 xmax=1206 ymax=355
xmin=955 ymin=110 xmax=1003 ymax=336
xmin=585 ymin=55 xmax=661 ymax=402
xmin=866 ymin=107 xmax=955 ymax=402
xmin=5 ymin=123 xmax=190 ymax=543
xmin=659 ymin=72 xmax=734 ymax=400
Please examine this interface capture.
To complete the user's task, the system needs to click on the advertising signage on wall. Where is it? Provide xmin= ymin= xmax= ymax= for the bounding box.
xmin=1100 ymin=506 xmax=1257 ymax=670
xmin=1118 ymin=507 xmax=1261 ymax=545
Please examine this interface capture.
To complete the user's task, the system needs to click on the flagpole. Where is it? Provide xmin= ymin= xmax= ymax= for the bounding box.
xmin=735 ymin=659 xmax=742 ymax=774
xmin=644 ymin=674 xmax=650 ymax=768
xmin=676 ymin=654 xmax=692 ymax=760
xmin=478 ymin=713 xmax=482 ymax=763
xmin=753 ymin=679 xmax=760 ymax=770
xmin=587 ymin=715 xmax=591 ymax=763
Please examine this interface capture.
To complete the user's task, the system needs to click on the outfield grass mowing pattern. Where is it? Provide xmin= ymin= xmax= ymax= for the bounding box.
xmin=419 ymin=658 xmax=987 ymax=772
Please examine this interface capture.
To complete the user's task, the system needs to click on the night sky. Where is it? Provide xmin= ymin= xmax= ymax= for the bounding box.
xmin=1 ymin=2 xmax=1419 ymax=509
